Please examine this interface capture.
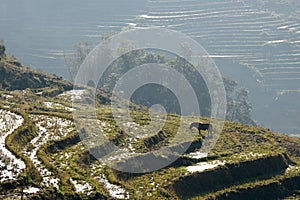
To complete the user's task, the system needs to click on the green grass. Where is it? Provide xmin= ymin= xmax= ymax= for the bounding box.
xmin=1 ymin=86 xmax=300 ymax=199
xmin=4 ymin=111 xmax=43 ymax=186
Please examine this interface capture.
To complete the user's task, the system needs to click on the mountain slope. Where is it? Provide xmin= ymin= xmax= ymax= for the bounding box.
xmin=0 ymin=43 xmax=72 ymax=93
xmin=0 ymin=46 xmax=300 ymax=199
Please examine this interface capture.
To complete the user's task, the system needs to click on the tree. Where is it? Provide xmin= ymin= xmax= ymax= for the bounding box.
xmin=0 ymin=40 xmax=6 ymax=57
xmin=233 ymin=88 xmax=256 ymax=126
xmin=66 ymin=36 xmax=256 ymax=126
xmin=224 ymin=78 xmax=256 ymax=126
xmin=224 ymin=78 xmax=238 ymax=121
xmin=64 ymin=42 xmax=92 ymax=81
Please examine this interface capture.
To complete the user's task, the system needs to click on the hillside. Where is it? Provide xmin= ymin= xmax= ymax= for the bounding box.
xmin=0 ymin=49 xmax=300 ymax=199
xmin=139 ymin=0 xmax=300 ymax=135
xmin=140 ymin=0 xmax=300 ymax=92
xmin=0 ymin=43 xmax=72 ymax=94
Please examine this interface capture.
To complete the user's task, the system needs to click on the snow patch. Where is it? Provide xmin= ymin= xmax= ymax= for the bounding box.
xmin=126 ymin=23 xmax=137 ymax=27
xmin=0 ymin=109 xmax=25 ymax=182
xmin=23 ymin=187 xmax=40 ymax=194
xmin=1 ymin=94 xmax=13 ymax=99
xmin=185 ymin=152 xmax=208 ymax=159
xmin=23 ymin=115 xmax=74 ymax=189
xmin=59 ymin=90 xmax=86 ymax=101
xmin=44 ymin=101 xmax=75 ymax=111
xmin=70 ymin=178 xmax=93 ymax=194
xmin=95 ymin=175 xmax=129 ymax=199
xmin=286 ymin=165 xmax=299 ymax=172
xmin=265 ymin=40 xmax=288 ymax=45
xmin=277 ymin=25 xmax=289 ymax=30
xmin=186 ymin=160 xmax=225 ymax=173
xmin=289 ymin=134 xmax=300 ymax=138
xmin=232 ymin=152 xmax=266 ymax=160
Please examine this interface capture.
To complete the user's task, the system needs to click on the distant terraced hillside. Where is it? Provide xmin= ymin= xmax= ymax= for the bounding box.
xmin=139 ymin=0 xmax=300 ymax=92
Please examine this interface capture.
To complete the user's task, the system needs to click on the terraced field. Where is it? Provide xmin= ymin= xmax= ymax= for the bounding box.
xmin=0 ymin=109 xmax=24 ymax=182
xmin=139 ymin=0 xmax=300 ymax=92
xmin=1 ymin=88 xmax=300 ymax=199
xmin=0 ymin=38 xmax=299 ymax=198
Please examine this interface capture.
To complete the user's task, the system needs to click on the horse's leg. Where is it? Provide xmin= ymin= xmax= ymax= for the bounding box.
xmin=199 ymin=129 xmax=205 ymax=139
xmin=208 ymin=125 xmax=213 ymax=138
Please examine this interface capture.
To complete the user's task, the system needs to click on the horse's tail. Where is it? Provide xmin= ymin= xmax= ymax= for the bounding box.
xmin=189 ymin=122 xmax=195 ymax=129
xmin=209 ymin=124 xmax=213 ymax=131
xmin=208 ymin=124 xmax=213 ymax=138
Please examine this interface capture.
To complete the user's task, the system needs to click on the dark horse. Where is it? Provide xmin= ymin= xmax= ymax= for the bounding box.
xmin=190 ymin=122 xmax=213 ymax=139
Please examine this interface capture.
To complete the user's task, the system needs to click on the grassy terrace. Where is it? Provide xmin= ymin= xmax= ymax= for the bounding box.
xmin=0 ymin=47 xmax=299 ymax=198
xmin=1 ymin=88 xmax=300 ymax=199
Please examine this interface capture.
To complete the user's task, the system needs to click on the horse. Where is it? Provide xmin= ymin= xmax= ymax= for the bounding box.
xmin=189 ymin=122 xmax=213 ymax=139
